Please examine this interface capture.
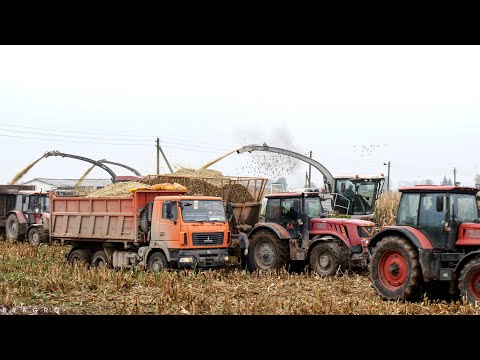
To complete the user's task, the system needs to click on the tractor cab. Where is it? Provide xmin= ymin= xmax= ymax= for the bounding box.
xmin=260 ymin=191 xmax=325 ymax=238
xmin=15 ymin=190 xmax=50 ymax=224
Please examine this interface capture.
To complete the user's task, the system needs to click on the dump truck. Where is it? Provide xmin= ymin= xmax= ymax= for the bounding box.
xmin=0 ymin=185 xmax=50 ymax=244
xmin=49 ymin=189 xmax=231 ymax=271
xmin=142 ymin=174 xmax=268 ymax=257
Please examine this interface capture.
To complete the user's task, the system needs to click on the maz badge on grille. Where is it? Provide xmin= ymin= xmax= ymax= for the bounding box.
xmin=204 ymin=236 xmax=213 ymax=243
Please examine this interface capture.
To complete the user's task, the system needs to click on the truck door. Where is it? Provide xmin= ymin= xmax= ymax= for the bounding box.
xmin=156 ymin=201 xmax=180 ymax=247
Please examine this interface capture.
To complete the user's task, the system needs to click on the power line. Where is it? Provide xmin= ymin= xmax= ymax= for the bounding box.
xmin=0 ymin=133 xmax=151 ymax=146
xmin=0 ymin=128 xmax=151 ymax=142
xmin=0 ymin=122 xmax=235 ymax=149
xmin=0 ymin=122 xmax=153 ymax=138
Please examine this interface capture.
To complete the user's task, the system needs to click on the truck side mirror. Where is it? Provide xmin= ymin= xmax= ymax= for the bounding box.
xmin=226 ymin=203 xmax=233 ymax=215
xmin=166 ymin=202 xmax=173 ymax=219
xmin=436 ymin=195 xmax=444 ymax=212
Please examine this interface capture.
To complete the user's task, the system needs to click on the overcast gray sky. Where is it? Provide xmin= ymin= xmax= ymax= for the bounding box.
xmin=0 ymin=45 xmax=478 ymax=189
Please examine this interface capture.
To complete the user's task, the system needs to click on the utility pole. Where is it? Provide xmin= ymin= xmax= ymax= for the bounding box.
xmin=308 ymin=151 xmax=312 ymax=188
xmin=384 ymin=161 xmax=391 ymax=191
xmin=159 ymin=143 xmax=174 ymax=174
xmin=305 ymin=172 xmax=308 ymax=188
xmin=156 ymin=137 xmax=160 ymax=175
xmin=453 ymin=167 xmax=457 ymax=185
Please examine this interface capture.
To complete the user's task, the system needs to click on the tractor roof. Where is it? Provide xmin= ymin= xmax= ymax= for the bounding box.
xmin=265 ymin=192 xmax=320 ymax=198
xmin=399 ymin=185 xmax=479 ymax=194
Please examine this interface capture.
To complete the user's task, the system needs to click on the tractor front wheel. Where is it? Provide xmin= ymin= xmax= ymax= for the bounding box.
xmin=309 ymin=242 xmax=344 ymax=277
xmin=459 ymin=257 xmax=480 ymax=305
xmin=28 ymin=227 xmax=46 ymax=246
xmin=370 ymin=235 xmax=422 ymax=301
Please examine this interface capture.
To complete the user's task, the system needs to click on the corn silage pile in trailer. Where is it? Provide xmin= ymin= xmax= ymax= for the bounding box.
xmin=146 ymin=168 xmax=256 ymax=203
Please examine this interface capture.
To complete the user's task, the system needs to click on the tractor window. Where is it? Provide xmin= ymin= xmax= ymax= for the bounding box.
xmin=356 ymin=182 xmax=376 ymax=214
xmin=43 ymin=197 xmax=50 ymax=212
xmin=22 ymin=196 xmax=30 ymax=212
xmin=451 ymin=194 xmax=478 ymax=223
xmin=281 ymin=199 xmax=297 ymax=221
xmin=419 ymin=194 xmax=446 ymax=228
xmin=305 ymin=198 xmax=322 ymax=218
xmin=265 ymin=199 xmax=281 ymax=222
xmin=397 ymin=193 xmax=420 ymax=227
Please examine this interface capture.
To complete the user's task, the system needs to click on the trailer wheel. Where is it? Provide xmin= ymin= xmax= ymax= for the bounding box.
xmin=309 ymin=242 xmax=343 ymax=277
xmin=91 ymin=250 xmax=109 ymax=268
xmin=249 ymin=230 xmax=289 ymax=271
xmin=148 ymin=252 xmax=168 ymax=273
xmin=370 ymin=235 xmax=422 ymax=301
xmin=28 ymin=228 xmax=44 ymax=246
xmin=6 ymin=214 xmax=22 ymax=241
xmin=459 ymin=257 xmax=480 ymax=304
xmin=68 ymin=249 xmax=92 ymax=266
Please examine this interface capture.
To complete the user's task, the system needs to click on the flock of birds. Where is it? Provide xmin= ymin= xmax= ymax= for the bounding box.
xmin=353 ymin=144 xmax=388 ymax=157
xmin=235 ymin=153 xmax=298 ymax=178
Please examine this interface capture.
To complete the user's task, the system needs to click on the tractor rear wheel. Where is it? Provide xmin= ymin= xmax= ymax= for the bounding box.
xmin=370 ymin=235 xmax=422 ymax=301
xmin=6 ymin=214 xmax=22 ymax=241
xmin=309 ymin=242 xmax=344 ymax=277
xmin=459 ymin=257 xmax=480 ymax=304
xmin=249 ymin=230 xmax=289 ymax=271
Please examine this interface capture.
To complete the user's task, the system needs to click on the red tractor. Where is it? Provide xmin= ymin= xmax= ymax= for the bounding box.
xmin=4 ymin=190 xmax=50 ymax=245
xmin=246 ymin=191 xmax=376 ymax=275
xmin=368 ymin=185 xmax=480 ymax=304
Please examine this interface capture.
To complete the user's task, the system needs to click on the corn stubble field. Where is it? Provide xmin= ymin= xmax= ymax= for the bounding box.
xmin=1 ymin=192 xmax=479 ymax=315
xmin=0 ymin=240 xmax=478 ymax=315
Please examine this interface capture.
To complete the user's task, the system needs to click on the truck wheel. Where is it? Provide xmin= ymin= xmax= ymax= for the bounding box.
xmin=28 ymin=228 xmax=44 ymax=246
xmin=309 ymin=242 xmax=343 ymax=277
xmin=91 ymin=250 xmax=109 ymax=268
xmin=140 ymin=210 xmax=149 ymax=234
xmin=459 ymin=257 xmax=480 ymax=304
xmin=148 ymin=252 xmax=168 ymax=273
xmin=249 ymin=230 xmax=289 ymax=270
xmin=370 ymin=236 xmax=422 ymax=301
xmin=68 ymin=249 xmax=92 ymax=266
xmin=6 ymin=214 xmax=22 ymax=241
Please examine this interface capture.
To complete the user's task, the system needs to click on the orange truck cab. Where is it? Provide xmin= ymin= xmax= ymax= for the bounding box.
xmin=149 ymin=195 xmax=231 ymax=269
xmin=50 ymin=190 xmax=230 ymax=272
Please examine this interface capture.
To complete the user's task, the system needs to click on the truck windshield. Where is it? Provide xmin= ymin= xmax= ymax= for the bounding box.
xmin=180 ymin=200 xmax=227 ymax=222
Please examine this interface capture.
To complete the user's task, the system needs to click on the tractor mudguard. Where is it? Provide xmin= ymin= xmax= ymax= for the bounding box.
xmin=249 ymin=223 xmax=291 ymax=239
xmin=369 ymin=226 xmax=433 ymax=250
